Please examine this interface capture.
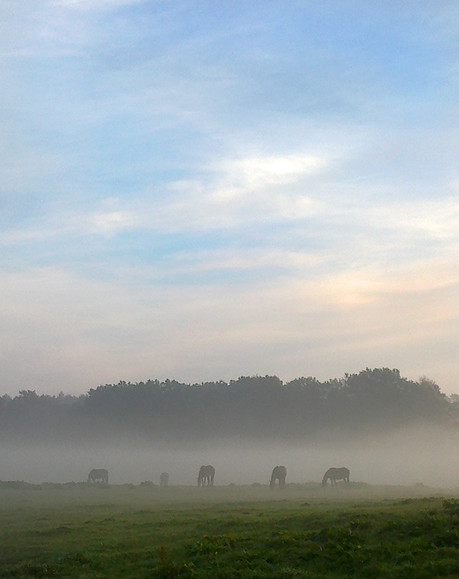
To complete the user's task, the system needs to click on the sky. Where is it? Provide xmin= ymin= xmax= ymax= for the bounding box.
xmin=1 ymin=0 xmax=459 ymax=396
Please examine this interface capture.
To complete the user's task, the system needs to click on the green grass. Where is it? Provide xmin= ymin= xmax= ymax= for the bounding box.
xmin=1 ymin=483 xmax=459 ymax=577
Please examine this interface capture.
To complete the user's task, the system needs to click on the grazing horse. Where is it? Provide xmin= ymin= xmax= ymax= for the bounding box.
xmin=88 ymin=468 xmax=109 ymax=484
xmin=197 ymin=465 xmax=215 ymax=487
xmin=322 ymin=467 xmax=350 ymax=487
xmin=270 ymin=465 xmax=287 ymax=489
xmin=160 ymin=472 xmax=169 ymax=487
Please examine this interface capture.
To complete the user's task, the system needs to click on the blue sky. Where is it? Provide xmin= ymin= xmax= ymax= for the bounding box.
xmin=1 ymin=0 xmax=459 ymax=395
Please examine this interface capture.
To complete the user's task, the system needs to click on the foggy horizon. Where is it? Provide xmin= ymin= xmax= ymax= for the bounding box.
xmin=2 ymin=369 xmax=459 ymax=489
xmin=3 ymin=425 xmax=459 ymax=489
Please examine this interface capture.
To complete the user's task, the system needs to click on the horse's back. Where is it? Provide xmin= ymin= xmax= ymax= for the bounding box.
xmin=89 ymin=468 xmax=108 ymax=482
xmin=272 ymin=465 xmax=286 ymax=477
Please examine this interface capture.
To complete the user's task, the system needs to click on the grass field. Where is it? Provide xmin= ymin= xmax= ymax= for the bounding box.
xmin=2 ymin=482 xmax=459 ymax=578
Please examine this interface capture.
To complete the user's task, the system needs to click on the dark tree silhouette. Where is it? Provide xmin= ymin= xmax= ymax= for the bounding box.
xmin=0 ymin=369 xmax=457 ymax=444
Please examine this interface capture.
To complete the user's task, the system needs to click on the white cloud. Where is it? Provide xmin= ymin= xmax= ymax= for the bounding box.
xmin=54 ymin=0 xmax=147 ymax=10
xmin=385 ymin=198 xmax=459 ymax=240
xmin=167 ymin=248 xmax=325 ymax=275
xmin=218 ymin=153 xmax=325 ymax=191
xmin=89 ymin=210 xmax=140 ymax=236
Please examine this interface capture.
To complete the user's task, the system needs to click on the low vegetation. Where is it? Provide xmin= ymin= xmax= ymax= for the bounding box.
xmin=2 ymin=483 xmax=459 ymax=577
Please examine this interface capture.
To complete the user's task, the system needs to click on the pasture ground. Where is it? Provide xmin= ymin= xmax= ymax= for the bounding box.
xmin=1 ymin=482 xmax=459 ymax=577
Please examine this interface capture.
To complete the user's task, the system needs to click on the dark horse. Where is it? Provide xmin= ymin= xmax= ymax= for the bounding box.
xmin=160 ymin=472 xmax=169 ymax=487
xmin=322 ymin=467 xmax=350 ymax=487
xmin=197 ymin=465 xmax=215 ymax=487
xmin=88 ymin=468 xmax=109 ymax=484
xmin=270 ymin=465 xmax=287 ymax=489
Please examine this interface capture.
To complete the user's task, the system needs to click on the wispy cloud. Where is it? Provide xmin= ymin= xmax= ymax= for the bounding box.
xmin=2 ymin=255 xmax=458 ymax=394
xmin=1 ymin=1 xmax=459 ymax=394
xmin=54 ymin=0 xmax=147 ymax=11
xmin=88 ymin=210 xmax=141 ymax=236
xmin=217 ymin=154 xmax=325 ymax=190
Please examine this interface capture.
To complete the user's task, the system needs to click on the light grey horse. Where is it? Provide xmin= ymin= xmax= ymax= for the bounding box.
xmin=270 ymin=465 xmax=287 ymax=489
xmin=322 ymin=467 xmax=350 ymax=487
xmin=197 ymin=465 xmax=215 ymax=487
xmin=88 ymin=468 xmax=109 ymax=484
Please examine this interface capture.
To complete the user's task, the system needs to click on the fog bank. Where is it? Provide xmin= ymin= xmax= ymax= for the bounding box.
xmin=2 ymin=426 xmax=458 ymax=488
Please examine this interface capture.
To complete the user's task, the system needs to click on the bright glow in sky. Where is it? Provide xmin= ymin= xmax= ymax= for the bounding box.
xmin=1 ymin=0 xmax=459 ymax=395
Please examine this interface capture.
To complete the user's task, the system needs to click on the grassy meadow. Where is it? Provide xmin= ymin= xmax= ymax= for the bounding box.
xmin=2 ymin=482 xmax=459 ymax=578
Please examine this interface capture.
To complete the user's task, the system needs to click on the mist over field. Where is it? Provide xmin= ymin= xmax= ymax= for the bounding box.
xmin=2 ymin=425 xmax=459 ymax=489
xmin=2 ymin=369 xmax=459 ymax=488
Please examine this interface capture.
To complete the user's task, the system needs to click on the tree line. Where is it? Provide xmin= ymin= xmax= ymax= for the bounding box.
xmin=1 ymin=368 xmax=457 ymax=444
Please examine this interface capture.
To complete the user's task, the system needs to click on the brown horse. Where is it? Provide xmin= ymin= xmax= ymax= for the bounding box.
xmin=322 ymin=467 xmax=350 ymax=487
xmin=88 ymin=468 xmax=108 ymax=484
xmin=197 ymin=465 xmax=215 ymax=487
xmin=270 ymin=465 xmax=287 ymax=489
